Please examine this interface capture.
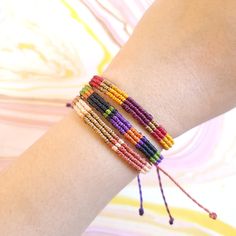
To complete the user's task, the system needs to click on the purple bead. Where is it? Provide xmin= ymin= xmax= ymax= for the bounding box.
xmin=127 ymin=97 xmax=153 ymax=121
xmin=155 ymin=159 xmax=161 ymax=164
xmin=123 ymin=99 xmax=151 ymax=124
xmin=110 ymin=118 xmax=118 ymax=128
xmin=123 ymin=120 xmax=132 ymax=129
xmin=136 ymin=115 xmax=145 ymax=125
xmin=110 ymin=117 xmax=126 ymax=134
xmin=159 ymin=153 xmax=164 ymax=160
xmin=116 ymin=112 xmax=132 ymax=129
xmin=137 ymin=139 xmax=144 ymax=147
xmin=135 ymin=142 xmax=141 ymax=149
xmin=121 ymin=103 xmax=131 ymax=112
xmin=117 ymin=120 xmax=130 ymax=132
xmin=136 ymin=115 xmax=146 ymax=126
xmin=118 ymin=126 xmax=126 ymax=135
xmin=112 ymin=115 xmax=119 ymax=122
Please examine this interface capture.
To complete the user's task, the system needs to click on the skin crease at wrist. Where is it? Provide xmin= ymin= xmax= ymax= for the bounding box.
xmin=0 ymin=0 xmax=236 ymax=235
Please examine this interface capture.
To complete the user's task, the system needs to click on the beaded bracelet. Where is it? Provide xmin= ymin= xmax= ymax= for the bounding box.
xmin=67 ymin=77 xmax=217 ymax=225
xmin=80 ymin=84 xmax=163 ymax=165
xmin=76 ymin=85 xmax=217 ymax=224
xmin=89 ymin=75 xmax=174 ymax=150
xmin=71 ymin=96 xmax=173 ymax=221
xmin=71 ymin=97 xmax=152 ymax=174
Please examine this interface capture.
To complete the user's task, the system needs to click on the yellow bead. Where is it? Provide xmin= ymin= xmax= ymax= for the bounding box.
xmin=163 ymin=137 xmax=172 ymax=147
xmin=166 ymin=134 xmax=174 ymax=144
xmin=160 ymin=140 xmax=169 ymax=150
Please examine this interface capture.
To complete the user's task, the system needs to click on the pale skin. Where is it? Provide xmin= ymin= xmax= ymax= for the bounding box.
xmin=0 ymin=0 xmax=236 ymax=235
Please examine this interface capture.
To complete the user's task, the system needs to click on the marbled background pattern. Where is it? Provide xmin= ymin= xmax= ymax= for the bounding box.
xmin=0 ymin=1 xmax=235 ymax=235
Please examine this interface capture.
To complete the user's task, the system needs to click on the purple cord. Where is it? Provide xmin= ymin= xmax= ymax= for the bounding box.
xmin=156 ymin=166 xmax=174 ymax=225
xmin=137 ymin=174 xmax=144 ymax=216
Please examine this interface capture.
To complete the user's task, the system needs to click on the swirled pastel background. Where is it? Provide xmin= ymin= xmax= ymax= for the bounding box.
xmin=0 ymin=0 xmax=236 ymax=235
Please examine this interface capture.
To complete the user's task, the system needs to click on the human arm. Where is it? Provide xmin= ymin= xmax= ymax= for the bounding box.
xmin=0 ymin=0 xmax=236 ymax=235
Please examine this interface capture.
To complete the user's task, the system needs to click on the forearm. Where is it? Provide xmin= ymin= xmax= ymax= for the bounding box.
xmin=0 ymin=0 xmax=236 ymax=235
xmin=103 ymin=0 xmax=236 ymax=137
xmin=0 ymin=110 xmax=138 ymax=235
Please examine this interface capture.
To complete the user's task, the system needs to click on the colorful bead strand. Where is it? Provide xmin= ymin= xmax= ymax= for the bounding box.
xmin=68 ymin=93 xmax=217 ymax=225
xmin=72 ymin=97 xmax=152 ymax=174
xmin=80 ymin=84 xmax=163 ymax=165
xmin=89 ymin=75 xmax=174 ymax=150
xmin=68 ymin=80 xmax=218 ymax=225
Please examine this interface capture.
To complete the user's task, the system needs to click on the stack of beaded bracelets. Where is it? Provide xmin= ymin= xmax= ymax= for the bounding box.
xmin=89 ymin=75 xmax=174 ymax=150
xmin=72 ymin=97 xmax=152 ymax=174
xmin=68 ymin=75 xmax=217 ymax=224
xmin=80 ymin=85 xmax=163 ymax=165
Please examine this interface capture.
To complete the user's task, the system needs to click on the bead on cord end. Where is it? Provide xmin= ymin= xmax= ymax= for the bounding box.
xmin=156 ymin=165 xmax=217 ymax=221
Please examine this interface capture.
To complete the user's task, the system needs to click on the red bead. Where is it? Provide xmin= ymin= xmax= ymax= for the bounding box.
xmin=93 ymin=75 xmax=103 ymax=81
xmin=89 ymin=80 xmax=99 ymax=88
xmin=89 ymin=76 xmax=103 ymax=88
xmin=152 ymin=132 xmax=162 ymax=142
xmin=158 ymin=125 xmax=167 ymax=135
xmin=153 ymin=128 xmax=165 ymax=138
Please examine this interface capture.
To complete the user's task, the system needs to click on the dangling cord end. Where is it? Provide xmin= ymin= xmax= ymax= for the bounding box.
xmin=156 ymin=166 xmax=174 ymax=225
xmin=66 ymin=102 xmax=72 ymax=107
xmin=157 ymin=165 xmax=217 ymax=221
xmin=209 ymin=212 xmax=217 ymax=220
xmin=137 ymin=174 xmax=144 ymax=216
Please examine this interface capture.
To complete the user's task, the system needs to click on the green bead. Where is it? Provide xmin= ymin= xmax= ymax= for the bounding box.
xmin=84 ymin=87 xmax=90 ymax=92
xmin=156 ymin=150 xmax=162 ymax=157
xmin=105 ymin=109 xmax=112 ymax=115
xmin=150 ymin=152 xmax=156 ymax=158
xmin=155 ymin=155 xmax=160 ymax=160
xmin=109 ymin=106 xmax=114 ymax=112
xmin=85 ymin=85 xmax=91 ymax=91
xmin=103 ymin=112 xmax=108 ymax=118
xmin=150 ymin=157 xmax=156 ymax=163
xmin=80 ymin=86 xmax=87 ymax=93
xmin=152 ymin=153 xmax=159 ymax=160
